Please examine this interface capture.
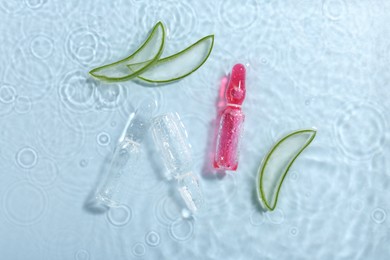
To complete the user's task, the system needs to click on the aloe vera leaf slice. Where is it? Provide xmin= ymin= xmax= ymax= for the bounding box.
xmin=127 ymin=35 xmax=214 ymax=83
xmin=89 ymin=21 xmax=165 ymax=82
xmin=257 ymin=129 xmax=317 ymax=211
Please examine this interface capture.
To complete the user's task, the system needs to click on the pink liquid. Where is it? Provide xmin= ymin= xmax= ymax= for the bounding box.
xmin=213 ymin=64 xmax=246 ymax=171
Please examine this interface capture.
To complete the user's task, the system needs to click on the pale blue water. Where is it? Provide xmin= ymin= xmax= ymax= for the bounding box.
xmin=0 ymin=0 xmax=389 ymax=259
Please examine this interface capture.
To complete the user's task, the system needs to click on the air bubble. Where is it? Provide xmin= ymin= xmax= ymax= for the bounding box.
xmin=75 ymin=249 xmax=90 ymax=260
xmin=79 ymin=159 xmax=88 ymax=168
xmin=289 ymin=227 xmax=299 ymax=236
xmin=16 ymin=147 xmax=38 ymax=169
xmin=107 ymin=205 xmax=132 ymax=226
xmin=371 ymin=208 xmax=386 ymax=224
xmin=145 ymin=231 xmax=160 ymax=247
xmin=14 ymin=96 xmax=32 ymax=114
xmin=97 ymin=132 xmax=110 ymax=146
xmin=0 ymin=84 xmax=16 ymax=104
xmin=132 ymin=243 xmax=146 ymax=257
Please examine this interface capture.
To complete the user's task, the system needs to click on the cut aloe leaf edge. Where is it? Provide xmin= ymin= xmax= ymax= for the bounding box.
xmin=89 ymin=21 xmax=165 ymax=82
xmin=257 ymin=129 xmax=317 ymax=211
xmin=127 ymin=35 xmax=214 ymax=83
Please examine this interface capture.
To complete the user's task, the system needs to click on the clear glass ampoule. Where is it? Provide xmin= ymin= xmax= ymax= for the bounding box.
xmin=151 ymin=112 xmax=204 ymax=213
xmin=96 ymin=101 xmax=155 ymax=207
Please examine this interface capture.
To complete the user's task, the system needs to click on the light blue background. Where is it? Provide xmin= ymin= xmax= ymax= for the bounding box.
xmin=1 ymin=0 xmax=389 ymax=259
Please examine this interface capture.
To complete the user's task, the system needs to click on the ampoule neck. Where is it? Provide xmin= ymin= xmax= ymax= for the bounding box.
xmin=226 ymin=103 xmax=242 ymax=109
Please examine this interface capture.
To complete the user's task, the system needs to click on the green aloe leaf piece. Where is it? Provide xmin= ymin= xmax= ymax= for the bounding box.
xmin=257 ymin=129 xmax=317 ymax=211
xmin=89 ymin=21 xmax=165 ymax=82
xmin=127 ymin=35 xmax=214 ymax=83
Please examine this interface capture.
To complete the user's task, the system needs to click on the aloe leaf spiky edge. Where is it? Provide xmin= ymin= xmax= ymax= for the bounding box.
xmin=88 ymin=21 xmax=165 ymax=82
xmin=127 ymin=35 xmax=214 ymax=83
xmin=257 ymin=129 xmax=317 ymax=211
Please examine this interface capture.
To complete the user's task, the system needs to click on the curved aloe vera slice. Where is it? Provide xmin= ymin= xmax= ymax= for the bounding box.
xmin=127 ymin=35 xmax=214 ymax=83
xmin=89 ymin=22 xmax=165 ymax=82
xmin=257 ymin=129 xmax=317 ymax=211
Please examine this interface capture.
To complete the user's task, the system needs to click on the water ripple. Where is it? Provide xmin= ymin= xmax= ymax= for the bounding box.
xmin=371 ymin=208 xmax=387 ymax=224
xmin=218 ymin=0 xmax=259 ymax=31
xmin=94 ymin=83 xmax=128 ymax=111
xmin=154 ymin=195 xmax=182 ymax=227
xmin=323 ymin=0 xmax=347 ymax=20
xmin=119 ymin=88 xmax=160 ymax=120
xmin=30 ymin=34 xmax=54 ymax=59
xmin=186 ymin=46 xmax=235 ymax=108
xmin=335 ymin=102 xmax=386 ymax=160
xmin=25 ymin=0 xmax=47 ymax=10
xmin=245 ymin=67 xmax=298 ymax=136
xmin=268 ymin=115 xmax=305 ymax=142
xmin=2 ymin=181 xmax=48 ymax=226
xmin=19 ymin=17 xmax=67 ymax=79
xmin=299 ymin=53 xmax=373 ymax=99
xmin=75 ymin=249 xmax=90 ymax=260
xmin=304 ymin=94 xmax=346 ymax=129
xmin=322 ymin=23 xmax=357 ymax=54
xmin=28 ymin=157 xmax=58 ymax=187
xmin=58 ymin=104 xmax=113 ymax=134
xmin=250 ymin=210 xmax=265 ymax=226
xmin=181 ymin=114 xmax=208 ymax=160
xmin=277 ymin=0 xmax=317 ymax=20
xmin=65 ymin=26 xmax=109 ymax=67
xmin=0 ymin=83 xmax=17 ymax=104
xmin=34 ymin=102 xmax=85 ymax=159
xmin=169 ymin=217 xmax=195 ymax=242
xmin=14 ymin=95 xmax=32 ymax=114
xmin=0 ymin=0 xmax=25 ymax=13
xmin=139 ymin=0 xmax=197 ymax=42
xmin=266 ymin=209 xmax=285 ymax=225
xmin=286 ymin=38 xmax=325 ymax=83
xmin=200 ymin=173 xmax=237 ymax=215
xmin=247 ymin=43 xmax=280 ymax=70
xmin=4 ymin=45 xmax=54 ymax=101
xmin=283 ymin=142 xmax=349 ymax=212
xmin=0 ymin=101 xmax=14 ymax=118
xmin=329 ymin=0 xmax=374 ymax=36
xmin=10 ymin=46 xmax=54 ymax=85
xmin=58 ymin=71 xmax=96 ymax=112
xmin=106 ymin=205 xmax=132 ymax=227
xmin=58 ymin=70 xmax=118 ymax=133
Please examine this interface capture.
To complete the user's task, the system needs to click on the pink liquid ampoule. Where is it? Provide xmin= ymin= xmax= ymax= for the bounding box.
xmin=213 ymin=63 xmax=246 ymax=171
